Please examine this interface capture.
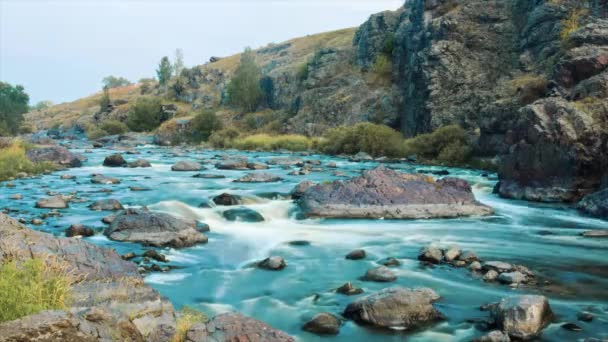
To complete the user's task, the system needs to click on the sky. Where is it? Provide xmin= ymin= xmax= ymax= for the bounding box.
xmin=0 ymin=0 xmax=403 ymax=104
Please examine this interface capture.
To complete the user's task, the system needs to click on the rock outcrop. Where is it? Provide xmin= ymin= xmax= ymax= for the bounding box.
xmin=489 ymin=295 xmax=553 ymax=340
xmin=297 ymin=166 xmax=492 ymax=219
xmin=104 ymin=208 xmax=208 ymax=247
xmin=185 ymin=313 xmax=294 ymax=342
xmin=578 ymin=188 xmax=608 ymax=219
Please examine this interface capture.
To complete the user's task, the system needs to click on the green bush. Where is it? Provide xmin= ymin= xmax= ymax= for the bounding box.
xmin=126 ymin=97 xmax=164 ymax=132
xmin=232 ymin=134 xmax=313 ymax=151
xmin=0 ymin=258 xmax=75 ymax=322
xmin=0 ymin=141 xmax=57 ymax=181
xmin=208 ymin=128 xmax=241 ymax=148
xmin=320 ymin=122 xmax=404 ymax=157
xmin=403 ymin=125 xmax=472 ymax=165
xmin=226 ymin=48 xmax=263 ymax=112
xmin=100 ymin=120 xmax=128 ymax=135
xmin=190 ymin=110 xmax=223 ymax=142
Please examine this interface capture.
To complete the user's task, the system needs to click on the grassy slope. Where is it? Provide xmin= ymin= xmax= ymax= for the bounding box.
xmin=24 ymin=28 xmax=357 ymax=131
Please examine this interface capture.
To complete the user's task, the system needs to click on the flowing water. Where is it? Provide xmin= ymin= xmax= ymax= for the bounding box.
xmin=2 ymin=144 xmax=607 ymax=341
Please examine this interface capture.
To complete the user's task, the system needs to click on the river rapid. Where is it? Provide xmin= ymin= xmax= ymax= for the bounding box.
xmin=2 ymin=144 xmax=607 ymax=341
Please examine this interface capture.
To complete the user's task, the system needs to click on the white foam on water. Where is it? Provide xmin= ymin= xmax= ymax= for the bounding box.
xmin=164 ymin=248 xmax=201 ymax=264
xmin=145 ymin=272 xmax=192 ymax=285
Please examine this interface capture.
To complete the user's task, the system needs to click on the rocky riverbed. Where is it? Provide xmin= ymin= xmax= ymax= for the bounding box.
xmin=1 ymin=142 xmax=608 ymax=341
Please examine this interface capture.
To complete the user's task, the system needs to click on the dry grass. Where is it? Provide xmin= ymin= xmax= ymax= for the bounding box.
xmin=172 ymin=306 xmax=208 ymax=342
xmin=0 ymin=140 xmax=57 ymax=181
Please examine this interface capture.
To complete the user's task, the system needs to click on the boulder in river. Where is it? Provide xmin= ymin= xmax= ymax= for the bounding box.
xmin=302 ymin=312 xmax=341 ymax=335
xmin=291 ymin=180 xmax=315 ymax=199
xmin=212 ymin=193 xmax=241 ymax=206
xmin=215 ymin=158 xmax=248 ymax=170
xmin=222 ymin=207 xmax=265 ymax=222
xmin=257 ymin=256 xmax=286 ymax=270
xmin=35 ymin=195 xmax=68 ymax=209
xmin=128 ymin=159 xmax=152 ymax=168
xmin=581 ymin=229 xmax=608 ymax=238
xmin=185 ymin=312 xmax=294 ymax=342
xmin=498 ymin=271 xmax=528 ymax=285
xmin=247 ymin=162 xmax=269 ymax=170
xmin=362 ymin=266 xmax=396 ymax=282
xmin=234 ymin=172 xmax=283 ymax=183
xmin=103 ymin=153 xmax=127 ymax=167
xmin=171 ymin=160 xmax=203 ymax=171
xmin=91 ymin=174 xmax=121 ymax=184
xmin=343 ymin=287 xmax=443 ymax=330
xmin=26 ymin=146 xmax=84 ymax=167
xmin=297 ymin=166 xmax=492 ymax=219
xmin=345 ymin=249 xmax=366 ymax=260
xmin=268 ymin=157 xmax=303 ymax=166
xmin=483 ymin=261 xmax=513 ymax=273
xmin=65 ymin=223 xmax=95 ymax=237
xmin=336 ymin=282 xmax=364 ymax=295
xmin=104 ymin=208 xmax=208 ymax=248
xmin=489 ymin=295 xmax=553 ymax=340
xmin=474 ymin=330 xmax=511 ymax=342
xmin=418 ymin=246 xmax=443 ymax=264
xmin=88 ymin=199 xmax=124 ymax=211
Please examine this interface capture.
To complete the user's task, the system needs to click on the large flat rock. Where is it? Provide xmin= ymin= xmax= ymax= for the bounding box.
xmin=297 ymin=166 xmax=492 ymax=219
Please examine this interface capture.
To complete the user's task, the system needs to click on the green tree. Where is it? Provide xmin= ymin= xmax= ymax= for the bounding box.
xmin=0 ymin=82 xmax=29 ymax=136
xmin=99 ymin=86 xmax=111 ymax=111
xmin=156 ymin=56 xmax=173 ymax=87
xmin=174 ymin=48 xmax=185 ymax=77
xmin=226 ymin=48 xmax=263 ymax=112
xmin=102 ymin=76 xmax=132 ymax=89
xmin=31 ymin=100 xmax=54 ymax=111
xmin=126 ymin=97 xmax=164 ymax=132
xmin=190 ymin=109 xmax=223 ymax=142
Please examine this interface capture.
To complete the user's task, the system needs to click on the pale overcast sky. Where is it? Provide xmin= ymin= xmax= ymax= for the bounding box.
xmin=0 ymin=0 xmax=403 ymax=104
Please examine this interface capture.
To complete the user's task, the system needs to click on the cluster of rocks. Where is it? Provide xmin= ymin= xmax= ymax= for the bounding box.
xmin=417 ymin=246 xmax=536 ymax=287
xmin=103 ymin=153 xmax=152 ymax=168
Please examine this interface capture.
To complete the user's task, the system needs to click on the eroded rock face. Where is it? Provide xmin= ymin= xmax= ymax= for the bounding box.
xmin=185 ymin=312 xmax=294 ymax=342
xmin=26 ymin=146 xmax=84 ymax=168
xmin=490 ymin=295 xmax=553 ymax=340
xmin=297 ymin=166 xmax=492 ymax=219
xmin=578 ymin=188 xmax=608 ymax=219
xmin=105 ymin=208 xmax=208 ymax=247
xmin=343 ymin=287 xmax=443 ymax=330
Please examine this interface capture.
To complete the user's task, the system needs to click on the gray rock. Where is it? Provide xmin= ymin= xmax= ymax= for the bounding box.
xmin=103 ymin=153 xmax=127 ymax=167
xmin=91 ymin=174 xmax=120 ymax=184
xmin=362 ymin=266 xmax=396 ymax=282
xmin=105 ymin=208 xmax=208 ymax=248
xmin=474 ymin=330 xmax=511 ymax=342
xmin=378 ymin=257 xmax=401 ymax=267
xmin=247 ymin=162 xmax=269 ymax=170
xmin=257 ymin=256 xmax=286 ymax=270
xmin=298 ymin=166 xmax=492 ymax=219
xmin=444 ymin=247 xmax=461 ymax=262
xmin=234 ymin=172 xmax=283 ymax=183
xmin=171 ymin=161 xmax=202 ymax=171
xmin=458 ymin=250 xmax=479 ymax=263
xmin=484 ymin=270 xmax=499 ymax=282
xmin=192 ymin=173 xmax=225 ymax=179
xmin=302 ymin=312 xmax=340 ymax=335
xmin=268 ymin=157 xmax=303 ymax=166
xmin=66 ymin=224 xmax=95 ymax=237
xmin=222 ymin=208 xmax=264 ymax=222
xmin=343 ymin=287 xmax=443 ymax=330
xmin=490 ymin=295 xmax=553 ymax=340
xmin=498 ymin=271 xmax=528 ymax=284
xmin=581 ymin=229 xmax=608 ymax=238
xmin=345 ymin=249 xmax=366 ymax=260
xmin=212 ymin=193 xmax=241 ymax=206
xmin=349 ymin=152 xmax=373 ymax=161
xmin=483 ymin=261 xmax=513 ymax=273
xmin=418 ymin=246 xmax=444 ymax=264
xmin=336 ymin=282 xmax=364 ymax=295
xmin=60 ymin=174 xmax=76 ymax=179
xmin=88 ymin=199 xmax=123 ymax=211
xmin=35 ymin=195 xmax=68 ymax=209
xmin=215 ymin=158 xmax=248 ymax=170
xmin=26 ymin=146 xmax=84 ymax=167
xmin=185 ymin=313 xmax=294 ymax=342
xmin=291 ymin=180 xmax=315 ymax=199
xmin=128 ymin=159 xmax=152 ymax=168
xmin=469 ymin=261 xmax=483 ymax=271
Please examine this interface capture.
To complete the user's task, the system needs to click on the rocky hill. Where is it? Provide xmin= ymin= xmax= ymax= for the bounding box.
xmin=24 ymin=0 xmax=608 ymax=208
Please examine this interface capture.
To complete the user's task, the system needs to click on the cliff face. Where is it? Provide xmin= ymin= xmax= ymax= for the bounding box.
xmin=354 ymin=0 xmax=608 ymax=204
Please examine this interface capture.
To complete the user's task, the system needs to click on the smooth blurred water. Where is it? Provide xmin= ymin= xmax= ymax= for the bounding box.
xmin=1 ymin=145 xmax=607 ymax=341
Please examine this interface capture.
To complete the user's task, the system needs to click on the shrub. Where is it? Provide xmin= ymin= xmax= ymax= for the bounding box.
xmin=560 ymin=8 xmax=588 ymax=43
xmin=172 ymin=306 xmax=207 ymax=342
xmin=509 ymin=74 xmax=548 ymax=105
xmin=99 ymin=86 xmax=111 ymax=111
xmin=208 ymin=128 xmax=241 ymax=148
xmin=371 ymin=55 xmax=392 ymax=78
xmin=190 ymin=110 xmax=223 ymax=142
xmin=102 ymin=76 xmax=131 ymax=89
xmin=127 ymin=97 xmax=164 ymax=132
xmin=0 ymin=141 xmax=57 ymax=181
xmin=233 ymin=134 xmax=313 ymax=151
xmin=0 ymin=257 xmax=75 ymax=322
xmin=320 ymin=122 xmax=404 ymax=157
xmin=100 ymin=120 xmax=128 ymax=135
xmin=403 ymin=125 xmax=472 ymax=165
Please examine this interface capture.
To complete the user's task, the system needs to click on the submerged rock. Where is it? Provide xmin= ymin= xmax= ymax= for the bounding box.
xmin=185 ymin=312 xmax=294 ymax=342
xmin=103 ymin=153 xmax=127 ymax=167
xmin=105 ymin=208 xmax=208 ymax=247
xmin=171 ymin=160 xmax=203 ymax=171
xmin=362 ymin=266 xmax=396 ymax=282
xmin=193 ymin=173 xmax=225 ymax=179
xmin=418 ymin=246 xmax=443 ymax=264
xmin=490 ymin=295 xmax=553 ymax=340
xmin=128 ymin=159 xmax=152 ymax=168
xmin=65 ymin=224 xmax=95 ymax=237
xmin=302 ymin=312 xmax=341 ymax=335
xmin=336 ymin=282 xmax=364 ymax=295
xmin=91 ymin=174 xmax=121 ymax=184
xmin=247 ymin=162 xmax=269 ymax=170
xmin=378 ymin=257 xmax=401 ymax=267
xmin=581 ymin=229 xmax=608 ymax=238
xmin=88 ymin=199 xmax=124 ymax=211
xmin=234 ymin=172 xmax=283 ymax=183
xmin=26 ymin=146 xmax=84 ymax=167
xmin=498 ymin=271 xmax=528 ymax=285
xmin=297 ymin=166 xmax=492 ymax=219
xmin=257 ymin=256 xmax=286 ymax=270
xmin=343 ymin=287 xmax=443 ymax=330
xmin=222 ymin=207 xmax=264 ymax=222
xmin=212 ymin=193 xmax=241 ymax=206
xmin=474 ymin=330 xmax=511 ymax=342
xmin=35 ymin=195 xmax=68 ymax=209
xmin=345 ymin=249 xmax=366 ymax=260
xmin=215 ymin=158 xmax=248 ymax=170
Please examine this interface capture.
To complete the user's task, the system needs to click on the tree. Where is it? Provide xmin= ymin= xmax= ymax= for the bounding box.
xmin=102 ymin=76 xmax=132 ymax=89
xmin=190 ymin=109 xmax=223 ymax=142
xmin=0 ymin=82 xmax=29 ymax=136
xmin=126 ymin=97 xmax=164 ymax=132
xmin=99 ymin=86 xmax=111 ymax=111
xmin=226 ymin=48 xmax=263 ymax=112
xmin=156 ymin=56 xmax=173 ymax=87
xmin=174 ymin=49 xmax=185 ymax=77
xmin=31 ymin=100 xmax=54 ymax=111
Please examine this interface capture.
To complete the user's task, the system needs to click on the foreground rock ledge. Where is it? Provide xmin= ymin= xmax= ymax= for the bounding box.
xmin=185 ymin=312 xmax=295 ymax=342
xmin=297 ymin=166 xmax=492 ymax=219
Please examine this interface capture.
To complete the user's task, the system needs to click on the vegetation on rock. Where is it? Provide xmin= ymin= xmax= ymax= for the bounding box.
xmin=191 ymin=109 xmax=223 ymax=142
xmin=172 ymin=306 xmax=208 ymax=342
xmin=127 ymin=97 xmax=165 ymax=132
xmin=320 ymin=122 xmax=404 ymax=157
